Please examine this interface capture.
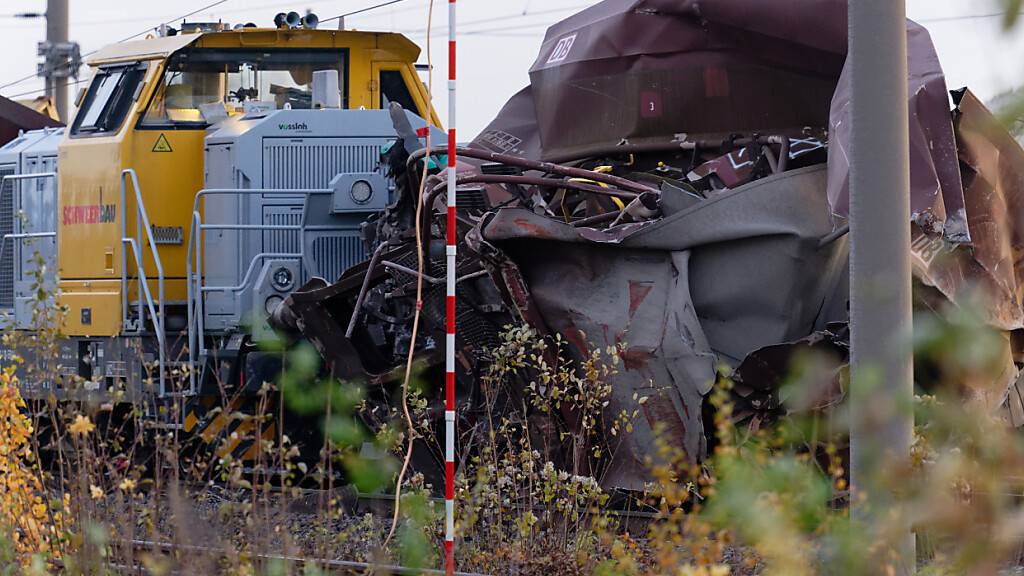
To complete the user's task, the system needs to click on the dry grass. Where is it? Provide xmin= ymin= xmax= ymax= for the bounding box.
xmin=3 ymin=257 xmax=1024 ymax=575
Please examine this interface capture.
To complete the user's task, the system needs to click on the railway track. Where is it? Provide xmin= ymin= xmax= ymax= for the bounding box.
xmin=183 ymin=480 xmax=660 ymax=534
xmin=119 ymin=540 xmax=490 ymax=575
xmin=59 ymin=484 xmax=657 ymax=575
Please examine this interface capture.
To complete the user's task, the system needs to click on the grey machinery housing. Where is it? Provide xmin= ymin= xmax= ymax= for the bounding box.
xmin=198 ymin=108 xmax=445 ymax=339
xmin=0 ymin=128 xmax=61 ymax=330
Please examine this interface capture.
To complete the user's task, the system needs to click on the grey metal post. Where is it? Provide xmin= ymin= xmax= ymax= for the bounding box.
xmin=848 ymin=0 xmax=914 ymax=571
xmin=45 ymin=0 xmax=69 ymax=122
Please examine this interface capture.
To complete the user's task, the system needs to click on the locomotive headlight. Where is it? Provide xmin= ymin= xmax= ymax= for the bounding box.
xmin=329 ymin=173 xmax=385 ymax=213
xmin=350 ymin=179 xmax=373 ymax=204
xmin=265 ymin=295 xmax=284 ymax=315
xmin=271 ymin=267 xmax=294 ymax=291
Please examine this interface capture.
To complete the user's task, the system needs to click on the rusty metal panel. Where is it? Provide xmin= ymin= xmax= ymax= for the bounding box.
xmin=473 ymin=0 xmax=965 ymax=244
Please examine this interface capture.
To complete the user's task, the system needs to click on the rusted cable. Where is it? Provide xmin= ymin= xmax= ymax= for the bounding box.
xmin=431 ymin=172 xmax=637 ymax=200
xmin=423 ymin=172 xmax=636 ymax=224
xmin=542 ymin=134 xmax=800 ymax=164
xmin=406 ymin=148 xmax=656 ymax=195
xmin=452 ymin=146 xmax=657 ymax=194
xmin=458 ymin=173 xmax=638 ymax=199
xmin=571 ymin=210 xmax=622 ymax=228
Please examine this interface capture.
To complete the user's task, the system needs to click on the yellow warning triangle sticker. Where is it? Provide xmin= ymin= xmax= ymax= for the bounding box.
xmin=152 ymin=133 xmax=173 ymax=153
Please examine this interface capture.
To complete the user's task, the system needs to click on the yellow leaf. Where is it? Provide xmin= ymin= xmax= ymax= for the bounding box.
xmin=69 ymin=414 xmax=95 ymax=436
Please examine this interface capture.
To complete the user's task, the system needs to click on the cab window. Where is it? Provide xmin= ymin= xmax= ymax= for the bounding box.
xmin=70 ymin=63 xmax=145 ymax=137
xmin=379 ymin=69 xmax=419 ymax=116
xmin=140 ymin=48 xmax=348 ymax=128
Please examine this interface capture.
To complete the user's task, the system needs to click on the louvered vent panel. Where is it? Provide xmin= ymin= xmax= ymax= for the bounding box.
xmin=0 ymin=167 xmax=15 ymax=309
xmin=263 ymin=141 xmax=381 ymax=189
xmin=312 ymin=235 xmax=366 ymax=282
xmin=262 ymin=208 xmax=302 ymax=255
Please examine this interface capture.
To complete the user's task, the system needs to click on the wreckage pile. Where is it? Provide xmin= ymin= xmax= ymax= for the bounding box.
xmin=272 ymin=0 xmax=1024 ymax=491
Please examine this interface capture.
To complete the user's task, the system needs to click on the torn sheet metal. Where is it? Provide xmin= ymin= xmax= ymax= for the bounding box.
xmin=828 ymin=20 xmax=966 ymax=241
xmin=482 ymin=166 xmax=846 ymax=365
xmin=472 ymin=233 xmax=717 ymax=490
xmin=911 ymin=89 xmax=1024 ymax=332
xmin=277 ymin=1 xmax=1024 ymax=493
xmin=473 ymin=0 xmax=965 ymax=242
xmin=467 ymin=166 xmax=845 ymax=488
xmin=461 ymin=2 xmax=1024 ymax=476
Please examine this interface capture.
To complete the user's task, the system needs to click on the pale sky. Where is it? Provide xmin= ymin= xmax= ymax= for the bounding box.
xmin=1 ymin=0 xmax=1022 ymax=137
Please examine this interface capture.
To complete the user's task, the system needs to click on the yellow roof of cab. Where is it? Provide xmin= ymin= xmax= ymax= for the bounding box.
xmin=87 ymin=28 xmax=422 ymax=66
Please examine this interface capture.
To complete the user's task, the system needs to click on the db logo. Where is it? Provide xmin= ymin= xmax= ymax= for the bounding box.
xmin=547 ymin=34 xmax=577 ymax=64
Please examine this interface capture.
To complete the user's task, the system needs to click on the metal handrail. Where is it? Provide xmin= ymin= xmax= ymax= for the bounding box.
xmin=0 ymin=232 xmax=57 ymax=276
xmin=202 ymin=252 xmax=302 ymax=294
xmin=186 ymin=212 xmax=203 ymax=394
xmin=1 ymin=173 xmax=57 ymax=187
xmin=0 ymin=173 xmax=59 ymax=311
xmin=185 ymin=187 xmax=326 ymax=395
xmin=120 ymin=169 xmax=167 ymax=396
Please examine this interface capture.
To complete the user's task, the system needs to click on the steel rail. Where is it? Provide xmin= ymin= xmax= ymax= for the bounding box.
xmin=122 ymin=539 xmax=490 ymax=576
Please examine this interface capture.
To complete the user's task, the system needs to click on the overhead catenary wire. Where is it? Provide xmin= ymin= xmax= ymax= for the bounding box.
xmin=399 ymin=3 xmax=588 ymax=35
xmin=107 ymin=0 xmax=229 ymax=45
xmin=0 ymin=0 xmax=229 ymax=94
xmin=461 ymin=31 xmax=545 ymax=38
xmin=5 ymin=78 xmax=88 ymax=99
xmin=320 ymin=0 xmax=409 ymax=25
xmin=67 ymin=12 xmax=208 ymax=27
xmin=0 ymin=12 xmax=203 ymax=30
xmin=917 ymin=11 xmax=1024 ymax=23
xmin=404 ymin=7 xmax=1024 ymax=38
xmin=211 ymin=0 xmax=352 ymax=17
xmin=424 ymin=21 xmax=554 ymax=38
xmin=1 ymin=0 xmax=566 ymax=94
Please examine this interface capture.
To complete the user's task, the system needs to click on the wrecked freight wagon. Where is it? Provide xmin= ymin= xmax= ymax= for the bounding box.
xmin=270 ymin=0 xmax=1024 ymax=491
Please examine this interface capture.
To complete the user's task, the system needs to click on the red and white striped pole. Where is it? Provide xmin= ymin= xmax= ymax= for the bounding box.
xmin=444 ymin=0 xmax=457 ymax=573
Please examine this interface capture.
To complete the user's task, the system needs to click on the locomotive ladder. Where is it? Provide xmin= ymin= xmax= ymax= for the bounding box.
xmin=120 ymin=169 xmax=167 ymax=396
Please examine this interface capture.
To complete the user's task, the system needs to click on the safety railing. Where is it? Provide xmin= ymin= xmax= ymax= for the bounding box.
xmin=186 ymin=187 xmax=328 ymax=395
xmin=0 ymin=173 xmax=58 ymax=283
xmin=120 ymin=169 xmax=167 ymax=396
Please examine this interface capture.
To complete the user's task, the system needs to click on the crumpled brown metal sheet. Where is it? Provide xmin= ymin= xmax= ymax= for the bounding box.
xmin=476 ymin=166 xmax=845 ymax=487
xmin=472 ymin=0 xmax=965 ymax=241
xmin=283 ymin=0 xmax=1024 ymax=493
xmin=483 ymin=165 xmax=846 ymax=362
xmin=911 ymin=89 xmax=1024 ymax=333
xmin=476 ymin=0 xmax=844 ymax=162
xmin=828 ymin=21 xmax=966 ymax=241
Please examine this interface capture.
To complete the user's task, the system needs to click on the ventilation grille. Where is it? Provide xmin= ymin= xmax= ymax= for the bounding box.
xmin=262 ymin=207 xmax=302 ymax=255
xmin=0 ymin=167 xmax=14 ymax=309
xmin=263 ymin=141 xmax=382 ymax=189
xmin=456 ymin=187 xmax=490 ymax=213
xmin=311 ymin=235 xmax=366 ymax=282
